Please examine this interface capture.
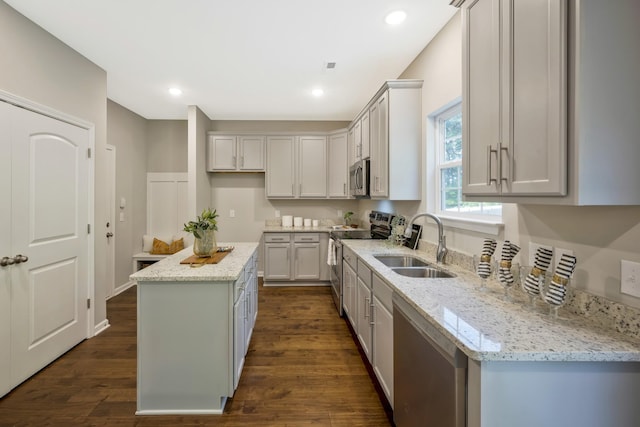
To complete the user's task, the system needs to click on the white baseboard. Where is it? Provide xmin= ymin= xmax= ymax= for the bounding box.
xmin=93 ymin=319 xmax=110 ymax=336
xmin=111 ymin=280 xmax=136 ymax=298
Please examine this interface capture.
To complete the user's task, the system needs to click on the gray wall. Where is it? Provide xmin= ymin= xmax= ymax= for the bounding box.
xmin=147 ymin=120 xmax=187 ymax=172
xmin=107 ymin=100 xmax=148 ymax=289
xmin=0 ymin=1 xmax=109 ymax=328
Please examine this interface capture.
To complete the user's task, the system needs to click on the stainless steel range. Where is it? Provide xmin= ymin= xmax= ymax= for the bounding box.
xmin=329 ymin=211 xmax=396 ymax=316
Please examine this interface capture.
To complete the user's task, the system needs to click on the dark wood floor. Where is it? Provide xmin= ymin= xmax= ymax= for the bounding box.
xmin=0 ymin=282 xmax=393 ymax=426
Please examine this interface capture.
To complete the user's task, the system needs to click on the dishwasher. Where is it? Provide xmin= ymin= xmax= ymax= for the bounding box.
xmin=393 ymin=295 xmax=467 ymax=427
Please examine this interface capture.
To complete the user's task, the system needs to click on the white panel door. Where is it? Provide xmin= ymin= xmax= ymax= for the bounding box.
xmin=10 ymin=105 xmax=90 ymax=387
xmin=105 ymin=145 xmax=116 ymax=299
xmin=0 ymin=102 xmax=12 ymax=396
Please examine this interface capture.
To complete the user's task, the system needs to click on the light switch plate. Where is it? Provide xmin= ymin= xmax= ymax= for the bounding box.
xmin=275 ymin=210 xmax=280 ymax=218
xmin=621 ymin=260 xmax=640 ymax=298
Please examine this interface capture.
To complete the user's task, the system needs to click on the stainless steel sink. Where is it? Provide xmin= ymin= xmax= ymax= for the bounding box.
xmin=391 ymin=267 xmax=456 ymax=279
xmin=374 ymin=255 xmax=430 ymax=268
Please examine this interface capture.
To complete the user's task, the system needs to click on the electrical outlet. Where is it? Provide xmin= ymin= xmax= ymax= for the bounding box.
xmin=337 ymin=210 xmax=343 ymax=218
xmin=528 ymin=242 xmax=554 ymax=267
xmin=275 ymin=210 xmax=280 ymax=218
xmin=554 ymin=247 xmax=575 ymax=272
xmin=621 ymin=260 xmax=640 ymax=298
xmin=229 ymin=209 xmax=235 ymax=218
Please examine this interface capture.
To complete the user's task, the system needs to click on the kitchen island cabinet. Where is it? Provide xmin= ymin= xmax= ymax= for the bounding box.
xmin=130 ymin=243 xmax=258 ymax=415
xmin=342 ymin=240 xmax=640 ymax=427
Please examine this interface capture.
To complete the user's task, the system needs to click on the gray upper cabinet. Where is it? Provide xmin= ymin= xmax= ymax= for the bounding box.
xmin=298 ymin=136 xmax=327 ymax=198
xmin=328 ymin=131 xmax=349 ymax=198
xmin=458 ymin=0 xmax=640 ymax=205
xmin=266 ymin=136 xmax=296 ymax=197
xmin=461 ymin=0 xmax=567 ymax=197
xmin=266 ymin=135 xmax=327 ymax=198
xmin=368 ymin=81 xmax=422 ymax=200
xmin=207 ymin=134 xmax=265 ymax=172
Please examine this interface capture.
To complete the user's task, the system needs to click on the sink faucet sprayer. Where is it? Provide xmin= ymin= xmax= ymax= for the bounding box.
xmin=403 ymin=213 xmax=448 ymax=264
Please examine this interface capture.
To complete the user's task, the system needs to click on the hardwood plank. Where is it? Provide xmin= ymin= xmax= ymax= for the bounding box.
xmin=0 ymin=281 xmax=393 ymax=426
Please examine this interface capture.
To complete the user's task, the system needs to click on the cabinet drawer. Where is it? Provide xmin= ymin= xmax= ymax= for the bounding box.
xmin=373 ymin=273 xmax=393 ymax=312
xmin=264 ymin=233 xmax=291 ymax=243
xmin=294 ymin=233 xmax=320 ymax=243
xmin=357 ymin=259 xmax=372 ymax=288
xmin=343 ymin=246 xmax=356 ymax=268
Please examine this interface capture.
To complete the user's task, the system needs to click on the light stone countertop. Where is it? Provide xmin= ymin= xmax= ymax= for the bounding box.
xmin=343 ymin=239 xmax=640 ymax=363
xmin=130 ymin=242 xmax=258 ymax=282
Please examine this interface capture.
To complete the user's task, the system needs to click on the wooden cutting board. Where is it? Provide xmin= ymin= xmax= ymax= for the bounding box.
xmin=180 ymin=247 xmax=234 ymax=265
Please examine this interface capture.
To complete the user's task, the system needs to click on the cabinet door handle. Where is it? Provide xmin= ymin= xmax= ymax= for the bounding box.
xmin=343 ymin=183 xmax=346 ymax=195
xmin=233 ymin=155 xmax=237 ymax=168
xmin=370 ymin=303 xmax=375 ymax=326
xmin=364 ymin=297 xmax=370 ymax=318
xmin=487 ymin=145 xmax=498 ymax=185
xmin=499 ymin=143 xmax=509 ymax=184
xmin=241 ymin=156 xmax=244 ymax=168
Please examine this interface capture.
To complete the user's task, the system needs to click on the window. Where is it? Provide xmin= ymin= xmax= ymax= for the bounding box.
xmin=434 ymin=103 xmax=502 ymax=220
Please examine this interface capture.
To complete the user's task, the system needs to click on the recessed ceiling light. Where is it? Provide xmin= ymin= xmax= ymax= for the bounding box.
xmin=385 ymin=10 xmax=407 ymax=25
xmin=312 ymin=88 xmax=324 ymax=97
xmin=168 ymin=87 xmax=182 ymax=96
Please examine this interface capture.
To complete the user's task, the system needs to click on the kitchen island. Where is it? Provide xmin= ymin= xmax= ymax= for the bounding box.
xmin=129 ymin=242 xmax=259 ymax=415
xmin=343 ymin=240 xmax=640 ymax=427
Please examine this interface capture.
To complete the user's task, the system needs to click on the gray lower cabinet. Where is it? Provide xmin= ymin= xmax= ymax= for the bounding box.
xmin=263 ymin=232 xmax=329 ymax=282
xmin=346 ymin=252 xmax=393 ymax=408
xmin=356 ymin=260 xmax=373 ymax=362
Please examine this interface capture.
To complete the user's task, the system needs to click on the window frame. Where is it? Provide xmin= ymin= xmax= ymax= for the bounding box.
xmin=432 ymin=101 xmax=503 ymax=227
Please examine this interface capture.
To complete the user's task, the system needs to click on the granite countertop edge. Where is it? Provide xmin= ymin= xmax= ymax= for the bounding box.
xmin=129 ymin=242 xmax=259 ymax=282
xmin=342 ymin=240 xmax=640 ymax=363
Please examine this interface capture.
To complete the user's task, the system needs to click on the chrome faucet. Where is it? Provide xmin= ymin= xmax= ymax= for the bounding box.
xmin=403 ymin=212 xmax=448 ymax=264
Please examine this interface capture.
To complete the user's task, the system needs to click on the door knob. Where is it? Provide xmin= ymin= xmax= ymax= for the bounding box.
xmin=12 ymin=254 xmax=28 ymax=264
xmin=106 ymin=232 xmax=114 ymax=238
xmin=0 ymin=257 xmax=14 ymax=267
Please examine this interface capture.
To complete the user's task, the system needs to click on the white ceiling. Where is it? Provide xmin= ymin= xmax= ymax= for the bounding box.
xmin=5 ymin=0 xmax=457 ymax=120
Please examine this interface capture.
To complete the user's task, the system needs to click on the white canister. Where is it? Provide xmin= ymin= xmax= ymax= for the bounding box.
xmin=304 ymin=218 xmax=312 ymax=227
xmin=293 ymin=217 xmax=303 ymax=227
xmin=282 ymin=215 xmax=293 ymax=227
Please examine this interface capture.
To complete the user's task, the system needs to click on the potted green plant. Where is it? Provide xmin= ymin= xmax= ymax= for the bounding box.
xmin=184 ymin=208 xmax=219 ymax=257
xmin=343 ymin=211 xmax=355 ymax=227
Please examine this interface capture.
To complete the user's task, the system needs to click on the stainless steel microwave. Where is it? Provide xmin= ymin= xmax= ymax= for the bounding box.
xmin=349 ymin=159 xmax=370 ymax=198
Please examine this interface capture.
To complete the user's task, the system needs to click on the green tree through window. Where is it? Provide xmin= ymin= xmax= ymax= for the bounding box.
xmin=435 ymin=104 xmax=501 ymax=219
